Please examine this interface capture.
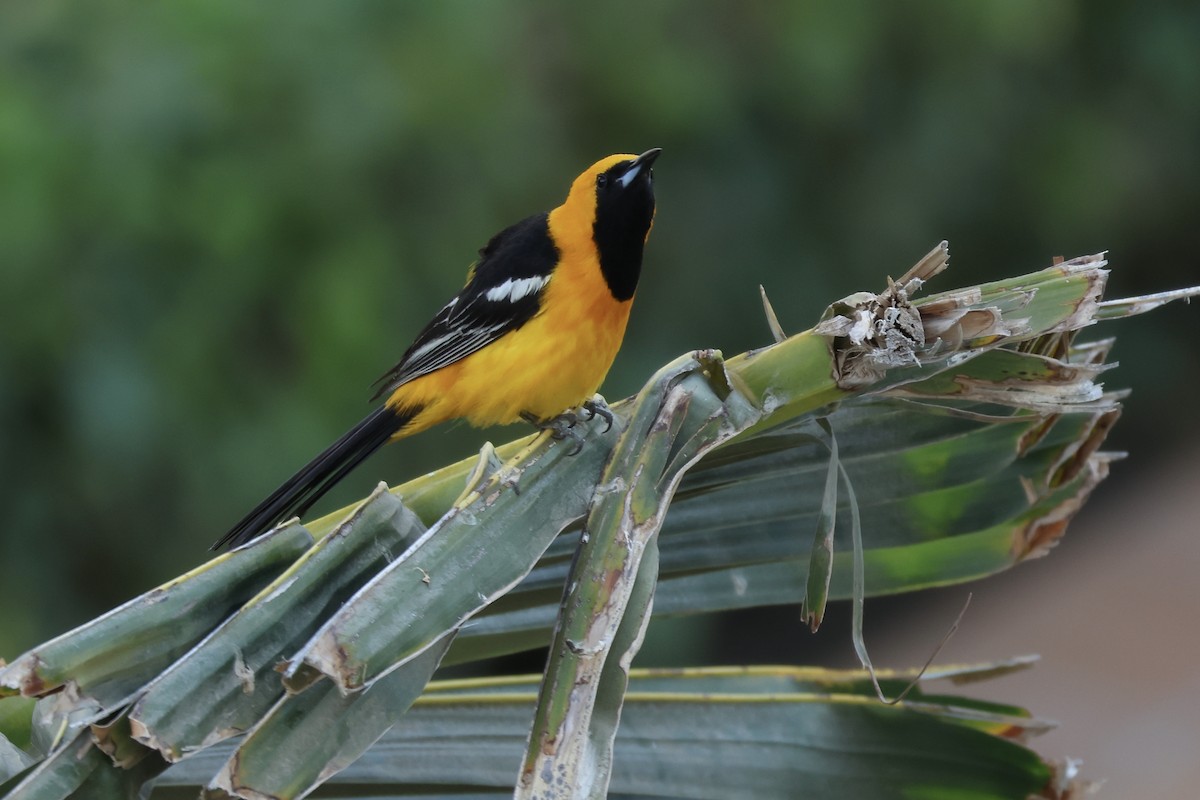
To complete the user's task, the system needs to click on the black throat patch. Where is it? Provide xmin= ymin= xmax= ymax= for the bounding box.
xmin=592 ymin=177 xmax=656 ymax=302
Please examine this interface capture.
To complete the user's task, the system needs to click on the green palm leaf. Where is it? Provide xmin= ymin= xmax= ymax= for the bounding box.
xmin=2 ymin=246 xmax=1195 ymax=799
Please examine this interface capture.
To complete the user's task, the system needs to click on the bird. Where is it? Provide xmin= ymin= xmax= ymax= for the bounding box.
xmin=212 ymin=148 xmax=661 ymax=550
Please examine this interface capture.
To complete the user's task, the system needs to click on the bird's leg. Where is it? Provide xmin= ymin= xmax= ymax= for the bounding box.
xmin=521 ymin=410 xmax=585 ymax=455
xmin=581 ymin=396 xmax=614 ymax=433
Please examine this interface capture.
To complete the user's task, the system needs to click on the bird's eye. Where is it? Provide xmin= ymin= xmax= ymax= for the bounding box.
xmin=596 ymin=174 xmax=609 ymax=189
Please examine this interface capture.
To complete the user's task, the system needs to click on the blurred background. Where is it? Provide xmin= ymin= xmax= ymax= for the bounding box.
xmin=2 ymin=1 xmax=1197 ymax=795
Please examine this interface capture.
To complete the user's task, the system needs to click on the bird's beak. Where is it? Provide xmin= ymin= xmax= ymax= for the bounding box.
xmin=616 ymin=147 xmax=662 ymax=188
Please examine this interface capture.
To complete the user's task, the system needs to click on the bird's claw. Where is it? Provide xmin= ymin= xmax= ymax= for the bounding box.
xmin=546 ymin=412 xmax=585 ymax=455
xmin=581 ymin=398 xmax=614 ymax=433
xmin=523 ymin=398 xmax=616 ymax=457
xmin=522 ymin=410 xmax=585 ymax=455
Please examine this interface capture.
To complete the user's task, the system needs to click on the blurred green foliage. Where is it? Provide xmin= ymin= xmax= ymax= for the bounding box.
xmin=1 ymin=1 xmax=1198 ymax=656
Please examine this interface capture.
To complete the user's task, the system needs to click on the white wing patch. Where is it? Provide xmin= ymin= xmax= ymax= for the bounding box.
xmin=484 ymin=275 xmax=549 ymax=303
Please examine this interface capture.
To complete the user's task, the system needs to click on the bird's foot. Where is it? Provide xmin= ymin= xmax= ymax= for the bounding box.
xmin=522 ymin=410 xmax=585 ymax=455
xmin=581 ymin=396 xmax=614 ymax=433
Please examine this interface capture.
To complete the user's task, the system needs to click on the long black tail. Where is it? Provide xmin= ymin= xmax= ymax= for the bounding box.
xmin=211 ymin=405 xmax=413 ymax=550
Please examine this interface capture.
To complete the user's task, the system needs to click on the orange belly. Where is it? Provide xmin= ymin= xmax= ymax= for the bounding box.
xmin=384 ymin=254 xmax=633 ymax=437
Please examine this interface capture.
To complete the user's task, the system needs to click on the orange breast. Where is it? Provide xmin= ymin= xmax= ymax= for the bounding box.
xmin=384 ymin=248 xmax=631 ymax=434
xmin=383 ymin=168 xmax=638 ymax=437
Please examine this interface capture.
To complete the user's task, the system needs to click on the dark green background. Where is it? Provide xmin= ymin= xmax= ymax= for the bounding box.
xmin=2 ymin=1 xmax=1198 ymax=658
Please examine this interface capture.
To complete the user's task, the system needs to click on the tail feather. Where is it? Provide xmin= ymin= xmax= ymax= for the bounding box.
xmin=211 ymin=405 xmax=413 ymax=550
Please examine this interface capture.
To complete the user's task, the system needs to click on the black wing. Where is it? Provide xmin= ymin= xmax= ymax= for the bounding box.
xmin=371 ymin=212 xmax=560 ymax=400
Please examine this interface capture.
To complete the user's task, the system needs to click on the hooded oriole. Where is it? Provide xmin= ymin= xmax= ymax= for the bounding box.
xmin=213 ymin=149 xmax=660 ymax=549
